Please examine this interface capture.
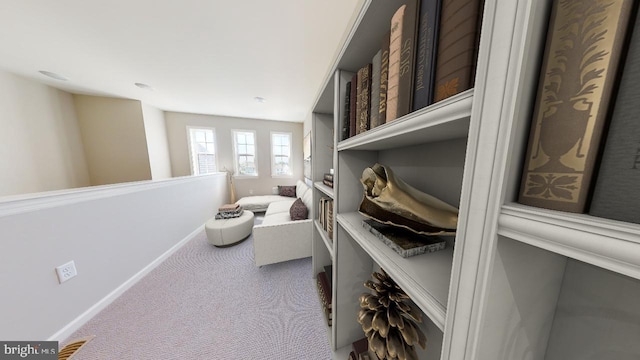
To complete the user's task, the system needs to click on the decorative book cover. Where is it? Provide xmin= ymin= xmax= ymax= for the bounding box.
xmin=370 ymin=50 xmax=382 ymax=129
xmin=396 ymin=0 xmax=420 ymax=119
xmin=342 ymin=81 xmax=351 ymax=141
xmin=589 ymin=8 xmax=640 ymax=224
xmin=412 ymin=0 xmax=442 ymax=111
xmin=356 ymin=64 xmax=372 ymax=134
xmin=518 ymin=0 xmax=633 ymax=213
xmin=433 ymin=0 xmax=484 ymax=102
xmin=362 ymin=219 xmax=447 ymax=258
xmin=350 ymin=74 xmax=358 ymax=137
xmin=386 ymin=5 xmax=406 ymax=122
xmin=379 ymin=31 xmax=391 ymax=124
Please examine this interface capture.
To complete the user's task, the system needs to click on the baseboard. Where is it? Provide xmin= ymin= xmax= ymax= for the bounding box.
xmin=48 ymin=225 xmax=205 ymax=342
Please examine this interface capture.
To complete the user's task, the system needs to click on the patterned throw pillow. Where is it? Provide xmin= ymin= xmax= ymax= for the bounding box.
xmin=278 ymin=185 xmax=296 ymax=198
xmin=289 ymin=198 xmax=308 ymax=220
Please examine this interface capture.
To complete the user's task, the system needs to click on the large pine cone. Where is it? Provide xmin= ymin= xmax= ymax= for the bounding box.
xmin=357 ymin=269 xmax=427 ymax=360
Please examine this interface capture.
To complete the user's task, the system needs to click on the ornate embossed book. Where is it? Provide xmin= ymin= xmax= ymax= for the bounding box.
xmin=342 ymin=81 xmax=351 ymax=141
xmin=350 ymin=74 xmax=358 ymax=137
xmin=396 ymin=0 xmax=420 ymax=119
xmin=412 ymin=0 xmax=442 ymax=111
xmin=362 ymin=219 xmax=447 ymax=258
xmin=370 ymin=50 xmax=382 ymax=129
xmin=356 ymin=64 xmax=372 ymax=134
xmin=519 ymin=0 xmax=633 ymax=213
xmin=589 ymin=9 xmax=640 ymax=224
xmin=433 ymin=0 xmax=484 ymax=102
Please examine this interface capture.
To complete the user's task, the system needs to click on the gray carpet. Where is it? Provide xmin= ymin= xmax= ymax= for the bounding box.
xmin=64 ymin=216 xmax=331 ymax=359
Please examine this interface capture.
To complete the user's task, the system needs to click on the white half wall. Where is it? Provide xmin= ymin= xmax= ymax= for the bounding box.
xmin=142 ymin=103 xmax=172 ymax=180
xmin=0 ymin=174 xmax=227 ymax=340
xmin=0 ymin=70 xmax=90 ymax=197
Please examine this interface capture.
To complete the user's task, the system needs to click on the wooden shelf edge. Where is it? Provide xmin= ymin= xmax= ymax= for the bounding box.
xmin=315 ymin=219 xmax=335 ymax=258
xmin=499 ymin=203 xmax=640 ymax=280
xmin=337 ymin=212 xmax=448 ymax=330
xmin=337 ymin=89 xmax=473 ymax=152
xmin=315 ymin=182 xmax=335 ymax=198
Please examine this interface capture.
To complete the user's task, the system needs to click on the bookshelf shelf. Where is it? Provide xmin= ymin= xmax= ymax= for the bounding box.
xmin=314 ymin=219 xmax=334 ymax=258
xmin=314 ymin=182 xmax=334 ymax=198
xmin=499 ymin=203 xmax=640 ymax=280
xmin=338 ymin=212 xmax=453 ymax=330
xmin=337 ymin=90 xmax=472 ymax=152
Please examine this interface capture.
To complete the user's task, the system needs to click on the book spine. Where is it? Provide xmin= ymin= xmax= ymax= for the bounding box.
xmin=433 ymin=0 xmax=484 ymax=102
xmin=342 ymin=81 xmax=351 ymax=141
xmin=322 ymin=179 xmax=333 ymax=188
xmin=350 ymin=74 xmax=358 ymax=137
xmin=323 ymin=173 xmax=333 ymax=182
xmin=379 ymin=31 xmax=391 ymax=124
xmin=397 ymin=0 xmax=420 ymax=118
xmin=370 ymin=50 xmax=382 ymax=129
xmin=412 ymin=0 xmax=442 ymax=111
xmin=386 ymin=5 xmax=406 ymax=122
xmin=589 ymin=8 xmax=640 ymax=224
xmin=356 ymin=64 xmax=372 ymax=134
xmin=518 ymin=0 xmax=634 ymax=213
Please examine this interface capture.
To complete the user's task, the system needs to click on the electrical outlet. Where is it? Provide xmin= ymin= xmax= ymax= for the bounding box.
xmin=56 ymin=261 xmax=77 ymax=284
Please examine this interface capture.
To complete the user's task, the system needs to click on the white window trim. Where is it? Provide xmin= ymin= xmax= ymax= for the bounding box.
xmin=232 ymin=129 xmax=258 ymax=178
xmin=270 ymin=131 xmax=293 ymax=178
xmin=186 ymin=126 xmax=218 ymax=176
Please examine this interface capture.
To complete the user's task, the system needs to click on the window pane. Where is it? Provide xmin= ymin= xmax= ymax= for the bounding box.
xmin=195 ymin=131 xmax=205 ymax=142
xmin=206 ymin=143 xmax=215 ymax=153
xmin=247 ymin=145 xmax=255 ymax=155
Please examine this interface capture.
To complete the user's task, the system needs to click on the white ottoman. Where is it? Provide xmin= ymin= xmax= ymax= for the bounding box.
xmin=205 ymin=210 xmax=254 ymax=247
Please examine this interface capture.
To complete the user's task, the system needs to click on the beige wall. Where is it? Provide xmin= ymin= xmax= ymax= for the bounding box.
xmin=165 ymin=112 xmax=303 ymax=198
xmin=0 ymin=70 xmax=90 ymax=197
xmin=74 ymin=95 xmax=152 ymax=186
xmin=142 ymin=103 xmax=172 ymax=180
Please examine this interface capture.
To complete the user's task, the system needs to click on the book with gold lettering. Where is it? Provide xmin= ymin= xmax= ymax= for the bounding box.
xmin=396 ymin=0 xmax=420 ymax=119
xmin=350 ymin=73 xmax=357 ymax=137
xmin=589 ymin=8 xmax=640 ymax=224
xmin=412 ymin=0 xmax=442 ymax=111
xmin=378 ymin=31 xmax=391 ymax=124
xmin=386 ymin=5 xmax=405 ymax=122
xmin=519 ymin=0 xmax=633 ymax=213
xmin=342 ymin=81 xmax=351 ymax=140
xmin=433 ymin=0 xmax=484 ymax=103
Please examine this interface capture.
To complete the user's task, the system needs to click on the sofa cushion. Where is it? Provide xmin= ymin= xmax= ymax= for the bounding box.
xmin=260 ymin=211 xmax=293 ymax=226
xmin=290 ymin=198 xmax=308 ymax=220
xmin=265 ymin=198 xmax=297 ymax=216
xmin=278 ymin=185 xmax=296 ymax=197
xmin=296 ymin=180 xmax=309 ymax=198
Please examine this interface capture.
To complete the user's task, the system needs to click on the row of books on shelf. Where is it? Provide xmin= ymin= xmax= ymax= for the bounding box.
xmin=517 ymin=0 xmax=639 ymax=225
xmin=316 ymin=266 xmax=332 ymax=327
xmin=322 ymin=173 xmax=333 ymax=188
xmin=215 ymin=203 xmax=243 ymax=219
xmin=319 ymin=197 xmax=334 ymax=239
xmin=341 ymin=0 xmax=485 ymax=140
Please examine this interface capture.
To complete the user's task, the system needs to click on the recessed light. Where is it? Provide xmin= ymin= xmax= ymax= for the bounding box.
xmin=254 ymin=96 xmax=266 ymax=103
xmin=39 ymin=70 xmax=68 ymax=81
xmin=134 ymin=82 xmax=154 ymax=91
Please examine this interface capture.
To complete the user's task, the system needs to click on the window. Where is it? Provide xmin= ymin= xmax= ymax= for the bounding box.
xmin=188 ymin=127 xmax=217 ymax=175
xmin=271 ymin=132 xmax=292 ymax=177
xmin=233 ymin=130 xmax=258 ymax=177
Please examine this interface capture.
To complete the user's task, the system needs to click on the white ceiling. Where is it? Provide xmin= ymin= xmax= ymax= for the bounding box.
xmin=0 ymin=0 xmax=362 ymax=122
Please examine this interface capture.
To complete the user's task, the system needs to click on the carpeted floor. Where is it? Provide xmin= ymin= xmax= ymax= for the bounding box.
xmin=63 ymin=216 xmax=332 ymax=359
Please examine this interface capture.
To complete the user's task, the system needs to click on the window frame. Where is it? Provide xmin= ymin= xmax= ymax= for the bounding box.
xmin=186 ymin=126 xmax=218 ymax=176
xmin=270 ymin=131 xmax=293 ymax=178
xmin=232 ymin=129 xmax=258 ymax=178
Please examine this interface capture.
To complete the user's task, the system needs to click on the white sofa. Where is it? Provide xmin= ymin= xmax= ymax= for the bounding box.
xmin=251 ymin=180 xmax=313 ymax=267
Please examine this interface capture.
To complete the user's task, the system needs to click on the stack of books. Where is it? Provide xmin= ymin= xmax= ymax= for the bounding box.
xmin=322 ymin=173 xmax=334 ymax=188
xmin=316 ymin=265 xmax=332 ymax=327
xmin=215 ymin=203 xmax=243 ymax=219
xmin=318 ymin=197 xmax=334 ymax=239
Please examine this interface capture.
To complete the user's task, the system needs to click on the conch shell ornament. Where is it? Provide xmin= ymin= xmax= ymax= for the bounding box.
xmin=359 ymin=163 xmax=458 ymax=235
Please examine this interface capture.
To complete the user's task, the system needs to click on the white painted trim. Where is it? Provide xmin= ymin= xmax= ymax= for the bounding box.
xmin=0 ymin=174 xmax=225 ymax=217
xmin=47 ymin=224 xmax=205 ymax=342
